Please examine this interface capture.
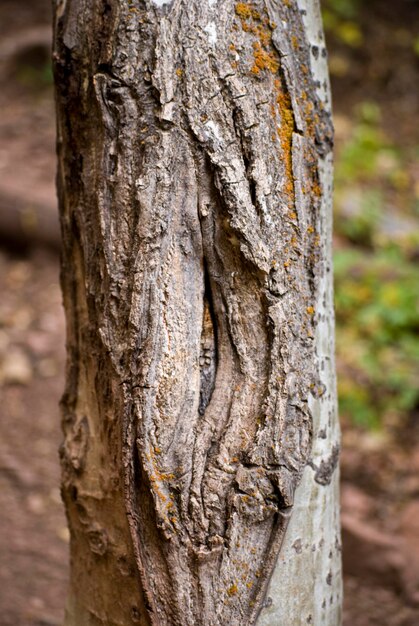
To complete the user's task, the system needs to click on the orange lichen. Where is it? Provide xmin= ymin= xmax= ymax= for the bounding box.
xmin=256 ymin=23 xmax=272 ymax=47
xmin=312 ymin=181 xmax=322 ymax=196
xmin=251 ymin=41 xmax=279 ymax=74
xmin=235 ymin=2 xmax=258 ymax=19
xmin=227 ymin=583 xmax=238 ymax=596
xmin=275 ymin=90 xmax=295 ymax=200
xmin=306 ymin=306 xmax=315 ymax=315
xmin=234 ymin=2 xmax=296 ymax=202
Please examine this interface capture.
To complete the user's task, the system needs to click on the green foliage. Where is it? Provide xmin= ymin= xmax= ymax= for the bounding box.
xmin=322 ymin=0 xmax=363 ymax=47
xmin=334 ymin=249 xmax=419 ymax=429
xmin=333 ymin=101 xmax=419 ymax=429
xmin=16 ymin=61 xmax=53 ymax=88
xmin=323 ymin=0 xmax=361 ymax=21
xmin=335 ymin=102 xmax=395 ymax=183
xmin=13 ymin=44 xmax=53 ymax=89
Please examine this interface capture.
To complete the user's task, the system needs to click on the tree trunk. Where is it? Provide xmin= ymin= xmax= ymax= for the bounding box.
xmin=53 ymin=0 xmax=341 ymax=624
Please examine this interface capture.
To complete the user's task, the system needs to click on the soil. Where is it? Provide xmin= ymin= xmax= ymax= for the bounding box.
xmin=0 ymin=1 xmax=418 ymax=625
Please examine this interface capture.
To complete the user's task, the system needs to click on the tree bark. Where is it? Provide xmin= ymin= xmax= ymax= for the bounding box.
xmin=53 ymin=0 xmax=341 ymax=625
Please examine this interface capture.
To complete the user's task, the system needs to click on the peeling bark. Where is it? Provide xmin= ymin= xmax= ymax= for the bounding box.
xmin=53 ymin=1 xmax=340 ymax=625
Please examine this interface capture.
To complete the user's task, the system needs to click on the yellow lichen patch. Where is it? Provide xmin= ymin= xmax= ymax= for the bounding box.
xmin=312 ymin=181 xmax=322 ymax=197
xmin=149 ymin=475 xmax=167 ymax=503
xmin=251 ymin=41 xmax=279 ymax=74
xmin=275 ymin=89 xmax=295 ymax=200
xmin=227 ymin=583 xmax=238 ymax=597
xmin=175 ymin=68 xmax=183 ymax=78
xmin=235 ymin=2 xmax=260 ymax=20
xmin=256 ymin=22 xmax=272 ymax=48
xmin=235 ymin=2 xmax=252 ymax=19
xmin=306 ymin=306 xmax=315 ymax=315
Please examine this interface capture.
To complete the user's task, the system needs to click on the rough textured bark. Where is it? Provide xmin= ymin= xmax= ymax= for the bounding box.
xmin=53 ymin=0 xmax=341 ymax=625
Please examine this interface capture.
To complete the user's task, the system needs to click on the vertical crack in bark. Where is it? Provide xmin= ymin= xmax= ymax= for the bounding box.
xmin=199 ymin=268 xmax=218 ymax=416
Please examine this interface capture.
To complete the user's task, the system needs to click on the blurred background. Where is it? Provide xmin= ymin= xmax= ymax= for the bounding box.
xmin=0 ymin=0 xmax=418 ymax=624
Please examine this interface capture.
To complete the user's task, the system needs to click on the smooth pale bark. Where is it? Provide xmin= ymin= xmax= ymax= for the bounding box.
xmin=256 ymin=2 xmax=342 ymax=624
xmin=53 ymin=0 xmax=341 ymax=625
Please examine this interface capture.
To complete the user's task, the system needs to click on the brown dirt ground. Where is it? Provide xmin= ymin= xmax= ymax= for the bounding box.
xmin=0 ymin=1 xmax=418 ymax=625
